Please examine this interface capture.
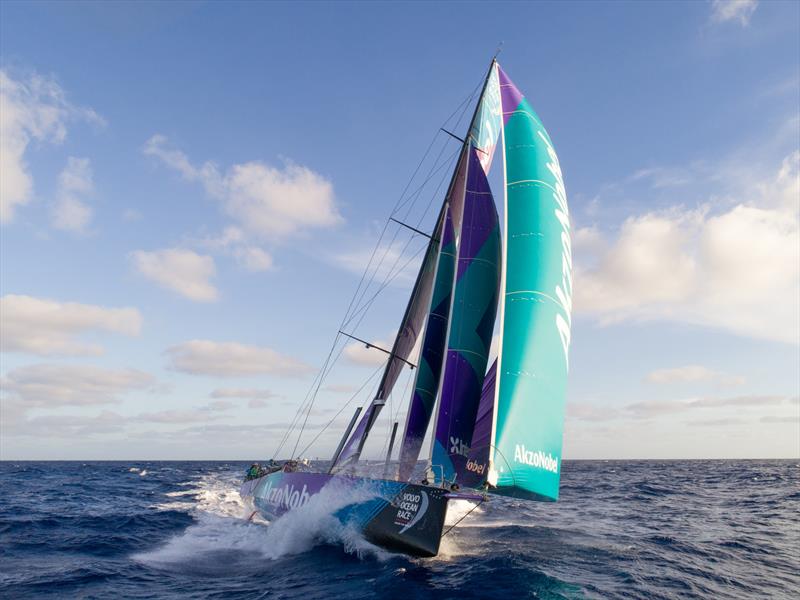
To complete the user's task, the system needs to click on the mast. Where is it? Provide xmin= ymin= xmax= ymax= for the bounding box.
xmin=329 ymin=406 xmax=362 ymax=472
xmin=396 ymin=58 xmax=504 ymax=481
xmin=332 ymin=59 xmax=500 ymax=474
xmin=330 ymin=211 xmax=446 ymax=471
xmin=425 ymin=59 xmax=500 ymax=469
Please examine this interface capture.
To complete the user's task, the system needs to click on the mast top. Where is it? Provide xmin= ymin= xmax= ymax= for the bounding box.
xmin=492 ymin=42 xmax=503 ymax=61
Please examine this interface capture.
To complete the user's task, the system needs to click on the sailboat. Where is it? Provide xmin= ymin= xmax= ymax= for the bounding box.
xmin=240 ymin=58 xmax=572 ymax=558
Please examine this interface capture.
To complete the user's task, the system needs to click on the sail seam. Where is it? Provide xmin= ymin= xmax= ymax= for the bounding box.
xmin=507 ymin=179 xmax=557 ymax=191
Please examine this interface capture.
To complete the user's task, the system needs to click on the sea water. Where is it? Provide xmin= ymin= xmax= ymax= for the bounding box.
xmin=0 ymin=460 xmax=797 ymax=599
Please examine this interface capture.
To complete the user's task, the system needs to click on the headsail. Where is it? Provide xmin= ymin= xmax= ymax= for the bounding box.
xmin=487 ymin=66 xmax=572 ymax=501
xmin=430 ymin=145 xmax=501 ymax=484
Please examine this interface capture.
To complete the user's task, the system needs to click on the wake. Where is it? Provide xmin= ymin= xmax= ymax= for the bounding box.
xmin=134 ymin=470 xmax=394 ymax=567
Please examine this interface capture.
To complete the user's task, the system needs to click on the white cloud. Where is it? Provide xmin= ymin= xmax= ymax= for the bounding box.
xmin=344 ymin=335 xmax=392 ymax=367
xmin=761 ymin=415 xmax=798 ymax=424
xmin=343 ymin=327 xmax=424 ymax=372
xmin=690 ymin=394 xmax=795 ymax=408
xmin=575 ymin=152 xmax=800 ymax=344
xmin=566 ymin=403 xmax=620 ymax=422
xmin=51 ymin=157 xmax=93 ymax=232
xmin=166 ymin=340 xmax=313 ymax=377
xmin=333 ymin=237 xmax=425 ymax=287
xmin=200 ymin=226 xmax=273 ymax=272
xmin=224 ymin=161 xmax=341 ymax=237
xmin=567 ymin=395 xmax=795 ymax=423
xmin=711 ymin=0 xmax=758 ymax=26
xmin=131 ymin=248 xmax=218 ymax=302
xmin=210 ymin=388 xmax=277 ymax=400
xmin=206 ymin=400 xmax=235 ymax=411
xmin=143 ymin=134 xmax=342 ymax=240
xmin=0 ymin=69 xmax=102 ymax=224
xmin=233 ymin=245 xmax=273 ymax=271
xmin=323 ymin=383 xmax=360 ymax=394
xmin=687 ymin=418 xmax=744 ymax=427
xmin=0 ymin=294 xmax=142 ymax=356
xmin=1 ymin=364 xmax=154 ymax=407
xmin=136 ymin=408 xmax=227 ymax=424
xmin=625 ymin=394 xmax=791 ymax=418
xmin=4 ymin=410 xmax=126 ymax=438
xmin=645 ymin=365 xmax=745 ymax=386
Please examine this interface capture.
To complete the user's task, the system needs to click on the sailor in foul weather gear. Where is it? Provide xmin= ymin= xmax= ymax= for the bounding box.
xmin=245 ymin=463 xmax=260 ymax=481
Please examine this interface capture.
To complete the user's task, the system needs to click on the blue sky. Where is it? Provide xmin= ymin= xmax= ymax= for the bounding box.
xmin=1 ymin=0 xmax=798 ymax=460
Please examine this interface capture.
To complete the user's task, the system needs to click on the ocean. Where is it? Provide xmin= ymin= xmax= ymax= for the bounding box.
xmin=0 ymin=460 xmax=797 ymax=599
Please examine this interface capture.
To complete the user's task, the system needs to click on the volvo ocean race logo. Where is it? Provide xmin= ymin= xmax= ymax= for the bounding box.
xmin=449 ymin=437 xmax=470 ymax=457
xmin=394 ymin=491 xmax=429 ymax=534
xmin=538 ymin=129 xmax=572 ymax=370
xmin=514 ymin=444 xmax=559 ymax=473
xmin=260 ymin=479 xmax=310 ymax=510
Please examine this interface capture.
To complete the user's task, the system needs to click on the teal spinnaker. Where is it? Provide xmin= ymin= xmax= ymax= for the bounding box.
xmin=490 ymin=66 xmax=572 ymax=501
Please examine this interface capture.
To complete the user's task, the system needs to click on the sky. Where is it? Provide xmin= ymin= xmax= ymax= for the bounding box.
xmin=1 ymin=0 xmax=798 ymax=460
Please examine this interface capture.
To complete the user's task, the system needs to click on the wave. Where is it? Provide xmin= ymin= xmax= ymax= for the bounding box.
xmin=135 ymin=471 xmax=395 ymax=567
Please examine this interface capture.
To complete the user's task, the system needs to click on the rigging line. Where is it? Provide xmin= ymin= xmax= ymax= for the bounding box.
xmin=297 ymin=363 xmax=384 ymax=459
xmin=387 ymin=367 xmax=412 ymax=447
xmin=281 ymin=218 xmax=420 ymax=455
xmin=394 ymin=365 xmax=414 ymax=425
xmin=273 ymin=332 xmax=351 ymax=459
xmin=441 ymin=498 xmax=484 ymax=538
xmin=272 ymin=365 xmax=322 ymax=457
xmin=292 ymin=342 xmax=381 ymax=457
xmin=341 ymin=85 xmax=472 ymax=331
xmin=281 ymin=79 xmax=480 ymax=459
xmin=345 ymin=139 xmax=460 ymax=331
xmin=340 ymin=243 xmax=427 ymax=331
xmin=340 ymin=113 xmax=447 ymax=322
xmin=272 ymin=328 xmax=353 ymax=457
xmin=341 ymin=83 xmax=473 ymax=338
xmin=293 ymin=236 xmax=424 ymax=455
xmin=291 ymin=317 xmax=392 ymax=459
xmin=342 ymin=144 xmax=459 ymax=331
xmin=391 ymin=73 xmax=484 ymax=217
xmin=380 ymin=367 xmax=414 ymax=462
xmin=390 ymin=148 xmax=457 ymax=220
xmin=342 ymin=152 xmax=453 ymax=330
xmin=291 ymin=332 xmax=356 ymax=458
xmin=392 ymin=128 xmax=463 ymax=220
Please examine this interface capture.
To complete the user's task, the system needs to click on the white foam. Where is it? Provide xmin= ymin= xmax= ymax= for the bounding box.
xmin=444 ymin=499 xmax=483 ymax=526
xmin=136 ymin=471 xmax=394 ymax=566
